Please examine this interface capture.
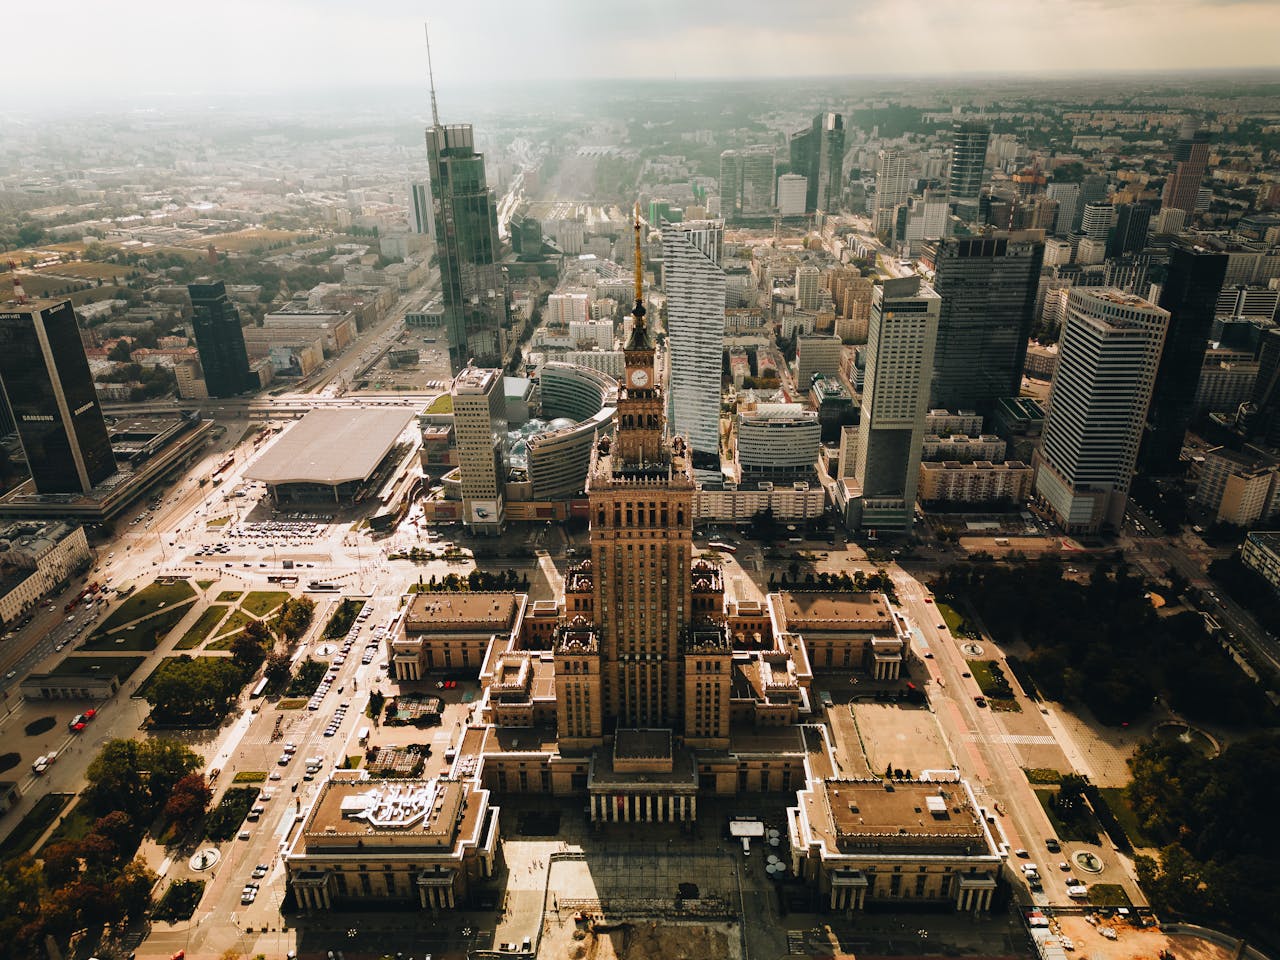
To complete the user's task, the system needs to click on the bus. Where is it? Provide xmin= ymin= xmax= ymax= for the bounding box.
xmin=307 ymin=581 xmax=340 ymax=592
xmin=250 ymin=677 xmax=269 ymax=698
xmin=708 ymin=541 xmax=738 ymax=554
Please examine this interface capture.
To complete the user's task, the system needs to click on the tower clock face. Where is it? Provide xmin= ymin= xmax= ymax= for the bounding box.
xmin=629 ymin=368 xmax=650 ymax=388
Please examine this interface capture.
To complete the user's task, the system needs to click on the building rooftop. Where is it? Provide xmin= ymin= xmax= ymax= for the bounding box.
xmin=454 ymin=367 xmax=501 ymax=395
xmin=774 ymin=591 xmax=894 ymax=632
xmin=404 ymin=592 xmax=520 ymax=632
xmin=245 ymin=407 xmax=415 ymax=487
xmin=821 ymin=779 xmax=985 ymax=842
xmin=299 ymin=775 xmax=484 ymax=853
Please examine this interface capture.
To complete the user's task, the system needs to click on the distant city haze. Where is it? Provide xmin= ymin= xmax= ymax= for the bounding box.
xmin=10 ymin=0 xmax=1280 ymax=110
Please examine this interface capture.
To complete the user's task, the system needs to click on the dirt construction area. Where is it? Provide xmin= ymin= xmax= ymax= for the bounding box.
xmin=1055 ymin=916 xmax=1235 ymax=960
xmin=562 ymin=920 xmax=737 ymax=960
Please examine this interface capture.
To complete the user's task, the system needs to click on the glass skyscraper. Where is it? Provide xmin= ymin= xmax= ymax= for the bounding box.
xmin=789 ymin=113 xmax=844 ymax=214
xmin=923 ymin=231 xmax=1045 ymax=414
xmin=0 ymin=298 xmax=116 ymax=494
xmin=189 ymin=280 xmax=251 ymax=398
xmin=426 ymin=123 xmax=507 ymax=373
xmin=947 ymin=121 xmax=990 ymax=215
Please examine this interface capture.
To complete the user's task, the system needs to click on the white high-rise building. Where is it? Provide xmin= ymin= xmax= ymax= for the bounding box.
xmin=873 ymin=149 xmax=912 ymax=237
xmin=1034 ymin=288 xmax=1169 ymax=534
xmin=409 ymin=182 xmax=434 ymax=239
xmin=777 ymin=174 xmax=808 ymax=218
xmin=1045 ymin=182 xmax=1080 ymax=236
xmin=453 ymin=366 xmax=507 ymax=534
xmin=662 ymin=218 xmax=726 ymax=460
xmin=547 ymin=291 xmax=591 ymax=325
xmin=850 ymin=276 xmax=941 ymax=530
xmin=795 ymin=265 xmax=822 ymax=310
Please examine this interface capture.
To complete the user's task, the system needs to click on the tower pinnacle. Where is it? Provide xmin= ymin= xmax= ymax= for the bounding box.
xmin=632 ymin=201 xmax=646 ymax=327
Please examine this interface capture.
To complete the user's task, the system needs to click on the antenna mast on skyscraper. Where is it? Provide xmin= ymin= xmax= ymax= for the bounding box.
xmin=632 ymin=202 xmax=645 ymax=325
xmin=424 ymin=22 xmax=441 ymax=128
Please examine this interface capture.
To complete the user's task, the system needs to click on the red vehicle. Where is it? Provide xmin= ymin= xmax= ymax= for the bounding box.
xmin=83 ymin=709 xmax=96 ymax=720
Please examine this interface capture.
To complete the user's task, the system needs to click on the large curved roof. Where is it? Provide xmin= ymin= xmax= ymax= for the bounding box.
xmin=246 ymin=407 xmax=416 ymax=486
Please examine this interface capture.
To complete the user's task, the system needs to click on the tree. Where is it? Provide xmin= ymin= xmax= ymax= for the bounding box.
xmin=85 ymin=738 xmax=148 ymax=821
xmin=230 ymin=629 xmax=266 ymax=670
xmin=118 ymin=859 xmax=157 ymax=921
xmin=145 ymin=657 xmax=246 ymax=724
xmin=164 ymin=773 xmax=213 ymax=835
xmin=264 ymin=651 xmax=292 ymax=687
xmin=40 ymin=840 xmax=82 ymax=886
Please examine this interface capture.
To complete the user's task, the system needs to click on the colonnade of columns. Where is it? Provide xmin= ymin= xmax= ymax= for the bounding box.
xmin=418 ymin=884 xmax=456 ymax=910
xmin=829 ymin=885 xmax=867 ymax=910
xmin=589 ymin=793 xmax=695 ymax=823
xmin=956 ymin=884 xmax=993 ymax=911
xmin=295 ymin=883 xmax=332 ymax=910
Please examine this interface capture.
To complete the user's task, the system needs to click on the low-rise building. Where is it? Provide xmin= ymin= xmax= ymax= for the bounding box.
xmin=769 ymin=591 xmax=906 ymax=679
xmin=919 ymin=435 xmax=1007 ymax=463
xmin=284 ymin=774 xmax=500 ymax=912
xmin=1242 ymin=531 xmax=1280 ymax=593
xmin=694 ymin=480 xmax=826 ymax=522
xmin=788 ymin=776 xmax=1001 ymax=914
xmin=737 ymin=406 xmax=821 ymax=482
xmin=1195 ymin=446 xmax=1280 ymax=527
xmin=918 ymin=461 xmax=1034 ymax=504
xmin=0 ymin=521 xmax=92 ymax=627
xmin=391 ymin=592 xmax=527 ymax=681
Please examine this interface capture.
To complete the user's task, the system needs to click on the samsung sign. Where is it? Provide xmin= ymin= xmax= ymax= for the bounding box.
xmin=74 ymin=401 xmax=94 ymax=416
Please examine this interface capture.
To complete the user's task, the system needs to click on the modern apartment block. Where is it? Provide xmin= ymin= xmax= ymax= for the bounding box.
xmin=189 ymin=280 xmax=252 ymax=398
xmin=873 ymin=149 xmax=912 ymax=237
xmin=1034 ymin=289 xmax=1169 ymax=533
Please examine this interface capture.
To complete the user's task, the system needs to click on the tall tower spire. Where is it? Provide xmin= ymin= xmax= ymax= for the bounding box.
xmin=424 ymin=21 xmax=441 ymax=129
xmin=632 ymin=201 xmax=646 ymax=328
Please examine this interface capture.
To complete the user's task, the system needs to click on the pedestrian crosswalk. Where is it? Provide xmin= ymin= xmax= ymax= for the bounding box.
xmin=965 ymin=733 xmax=1058 ymax=745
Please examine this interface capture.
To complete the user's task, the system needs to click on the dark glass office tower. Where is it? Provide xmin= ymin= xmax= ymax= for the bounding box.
xmin=189 ymin=280 xmax=251 ymax=398
xmin=1106 ymin=204 xmax=1152 ymax=259
xmin=947 ymin=121 xmax=990 ymax=212
xmin=923 ymin=231 xmax=1045 ymax=414
xmin=789 ymin=113 xmax=844 ymax=214
xmin=1139 ymin=240 xmax=1228 ymax=474
xmin=427 ymin=123 xmax=507 ymax=373
xmin=0 ymin=298 xmax=116 ymax=494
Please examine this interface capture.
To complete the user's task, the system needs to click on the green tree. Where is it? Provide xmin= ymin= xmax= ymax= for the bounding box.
xmin=118 ymin=859 xmax=158 ymax=921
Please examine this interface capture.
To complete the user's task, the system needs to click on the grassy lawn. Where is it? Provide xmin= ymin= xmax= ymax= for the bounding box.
xmin=937 ymin=601 xmax=968 ymax=634
xmin=205 ymin=786 xmax=259 ymax=842
xmin=152 ymin=878 xmax=205 ymax=923
xmin=1097 ymin=786 xmax=1155 ymax=847
xmin=40 ymin=797 xmax=95 ymax=850
xmin=206 ymin=517 xmax=229 ymax=528
xmin=95 ymin=579 xmax=195 ymax=632
xmin=1023 ymin=768 xmax=1064 ymax=785
xmin=175 ymin=605 xmax=229 ymax=650
xmin=324 ymin=598 xmax=365 ymax=639
xmin=0 ymin=793 xmax=73 ymax=858
xmin=216 ymin=591 xmax=243 ymax=603
xmin=277 ymin=698 xmax=308 ymax=709
xmin=425 ymin=393 xmax=452 ymax=414
xmin=49 ymin=655 xmax=145 ymax=682
xmin=233 ymin=771 xmax=267 ymax=783
xmin=211 ymin=609 xmax=254 ymax=642
xmin=966 ymin=659 xmax=1016 ymax=701
xmin=196 ymin=580 xmax=214 ymax=590
xmin=242 ymin=591 xmax=290 ymax=618
xmin=82 ymin=600 xmax=195 ymax=651
xmin=285 ymin=659 xmax=327 ymax=696
xmin=1088 ymin=883 xmax=1133 ymax=907
xmin=1035 ymin=787 xmax=1100 ymax=843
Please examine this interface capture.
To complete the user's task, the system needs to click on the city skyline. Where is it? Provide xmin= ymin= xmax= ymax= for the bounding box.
xmin=8 ymin=1 xmax=1280 ymax=109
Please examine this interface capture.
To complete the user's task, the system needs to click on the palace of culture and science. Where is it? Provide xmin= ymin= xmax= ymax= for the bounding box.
xmin=285 ymin=207 xmax=1002 ymax=917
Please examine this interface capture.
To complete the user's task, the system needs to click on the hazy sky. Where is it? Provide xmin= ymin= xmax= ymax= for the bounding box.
xmin=15 ymin=0 xmax=1280 ymax=108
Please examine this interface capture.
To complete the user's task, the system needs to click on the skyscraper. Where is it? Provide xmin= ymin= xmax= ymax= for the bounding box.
xmin=452 ymin=365 xmax=507 ymax=534
xmin=1139 ymin=240 xmax=1228 ymax=474
xmin=1034 ymin=289 xmax=1169 ymax=533
xmin=777 ymin=174 xmax=807 ymax=218
xmin=789 ymin=113 xmax=844 ymax=214
xmin=851 ymin=276 xmax=940 ymax=531
xmin=795 ymin=265 xmax=821 ymax=311
xmin=427 ymin=123 xmax=507 ymax=373
xmin=1046 ymin=182 xmax=1080 ymax=237
xmin=1080 ymin=202 xmax=1116 ymax=242
xmin=924 ymin=231 xmax=1045 ymax=414
xmin=0 ymin=298 xmax=116 ymax=494
xmin=661 ymin=218 xmax=725 ymax=463
xmin=1106 ymin=204 xmax=1152 ymax=260
xmin=1162 ymin=122 xmax=1211 ymax=216
xmin=189 ymin=280 xmax=251 ymax=399
xmin=719 ymin=147 xmax=775 ymax=219
xmin=947 ymin=121 xmax=990 ymax=216
xmin=873 ymin=149 xmax=912 ymax=237
xmin=409 ymin=181 xmax=434 ymax=238
xmin=573 ymin=209 xmax=728 ymax=739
